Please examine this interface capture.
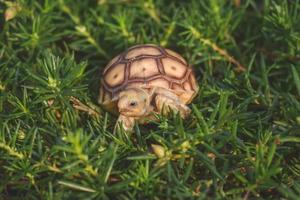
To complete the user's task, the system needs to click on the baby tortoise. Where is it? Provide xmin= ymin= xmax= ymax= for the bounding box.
xmin=98 ymin=44 xmax=199 ymax=131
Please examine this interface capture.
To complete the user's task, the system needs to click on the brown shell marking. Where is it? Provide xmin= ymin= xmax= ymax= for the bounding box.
xmin=161 ymin=57 xmax=187 ymax=79
xmin=172 ymin=83 xmax=183 ymax=91
xmin=165 ymin=49 xmax=187 ymax=65
xmin=98 ymin=85 xmax=104 ymax=103
xmin=125 ymin=46 xmax=161 ymax=59
xmin=103 ymin=54 xmax=120 ymax=74
xmin=183 ymin=81 xmax=192 ymax=90
xmin=189 ymin=72 xmax=198 ymax=91
xmin=129 ymin=58 xmax=160 ymax=79
xmin=148 ymin=78 xmax=170 ymax=88
xmin=99 ymin=44 xmax=198 ymax=107
xmin=104 ymin=63 xmax=126 ymax=87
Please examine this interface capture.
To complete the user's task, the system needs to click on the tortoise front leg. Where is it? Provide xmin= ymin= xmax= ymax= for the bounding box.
xmin=155 ymin=93 xmax=191 ymax=119
xmin=115 ymin=114 xmax=135 ymax=132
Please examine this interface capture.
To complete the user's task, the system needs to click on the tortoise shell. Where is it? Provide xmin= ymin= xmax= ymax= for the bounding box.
xmin=98 ymin=44 xmax=198 ymax=113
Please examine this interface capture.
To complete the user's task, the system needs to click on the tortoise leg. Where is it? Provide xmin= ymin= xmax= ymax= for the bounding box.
xmin=115 ymin=114 xmax=135 ymax=132
xmin=155 ymin=93 xmax=191 ymax=118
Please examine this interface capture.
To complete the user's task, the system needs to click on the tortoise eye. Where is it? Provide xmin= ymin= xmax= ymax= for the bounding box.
xmin=129 ymin=101 xmax=137 ymax=107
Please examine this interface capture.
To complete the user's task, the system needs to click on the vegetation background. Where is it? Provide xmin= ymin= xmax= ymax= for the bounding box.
xmin=1 ymin=0 xmax=300 ymax=199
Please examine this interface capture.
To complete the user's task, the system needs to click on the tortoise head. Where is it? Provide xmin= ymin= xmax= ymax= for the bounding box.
xmin=117 ymin=88 xmax=150 ymax=117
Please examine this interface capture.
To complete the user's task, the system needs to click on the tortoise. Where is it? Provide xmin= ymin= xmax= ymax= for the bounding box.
xmin=98 ymin=44 xmax=199 ymax=131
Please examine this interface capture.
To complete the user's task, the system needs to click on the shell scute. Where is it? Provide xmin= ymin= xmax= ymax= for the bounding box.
xmin=161 ymin=57 xmax=187 ymax=79
xmin=129 ymin=58 xmax=160 ymax=79
xmin=104 ymin=63 xmax=126 ymax=87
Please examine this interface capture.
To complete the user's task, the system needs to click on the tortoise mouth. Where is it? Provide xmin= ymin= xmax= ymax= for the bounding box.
xmin=119 ymin=108 xmax=131 ymax=113
xmin=119 ymin=108 xmax=136 ymax=116
xmin=119 ymin=108 xmax=147 ymax=117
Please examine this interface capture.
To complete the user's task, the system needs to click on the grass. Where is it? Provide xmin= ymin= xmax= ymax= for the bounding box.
xmin=0 ymin=0 xmax=300 ymax=199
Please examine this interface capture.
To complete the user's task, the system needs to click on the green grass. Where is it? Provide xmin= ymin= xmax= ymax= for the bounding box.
xmin=1 ymin=0 xmax=300 ymax=199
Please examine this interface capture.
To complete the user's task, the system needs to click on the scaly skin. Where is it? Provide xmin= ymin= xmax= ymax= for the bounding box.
xmin=115 ymin=87 xmax=191 ymax=132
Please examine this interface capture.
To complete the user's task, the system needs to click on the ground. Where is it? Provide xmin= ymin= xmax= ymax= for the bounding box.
xmin=0 ymin=0 xmax=300 ymax=199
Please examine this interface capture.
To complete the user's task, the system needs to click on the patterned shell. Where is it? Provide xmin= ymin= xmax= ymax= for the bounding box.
xmin=98 ymin=44 xmax=198 ymax=113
